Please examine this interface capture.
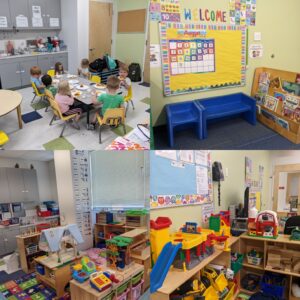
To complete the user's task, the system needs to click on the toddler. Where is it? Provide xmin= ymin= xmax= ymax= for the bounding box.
xmin=118 ymin=65 xmax=131 ymax=97
xmin=41 ymin=74 xmax=57 ymax=97
xmin=30 ymin=66 xmax=45 ymax=93
xmin=78 ymin=58 xmax=90 ymax=79
xmin=54 ymin=62 xmax=64 ymax=75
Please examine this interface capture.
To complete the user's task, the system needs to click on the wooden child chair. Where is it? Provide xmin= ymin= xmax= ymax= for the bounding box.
xmin=124 ymin=85 xmax=134 ymax=116
xmin=96 ymin=108 xmax=126 ymax=144
xmin=45 ymin=90 xmax=79 ymax=137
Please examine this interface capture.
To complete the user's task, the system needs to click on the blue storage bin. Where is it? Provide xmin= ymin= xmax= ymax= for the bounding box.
xmin=36 ymin=263 xmax=45 ymax=275
xmin=260 ymin=272 xmax=286 ymax=298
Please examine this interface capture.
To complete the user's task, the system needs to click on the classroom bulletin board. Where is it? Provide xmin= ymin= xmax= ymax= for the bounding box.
xmin=117 ymin=9 xmax=146 ymax=33
xmin=160 ymin=22 xmax=247 ymax=96
xmin=150 ymin=150 xmax=213 ymax=209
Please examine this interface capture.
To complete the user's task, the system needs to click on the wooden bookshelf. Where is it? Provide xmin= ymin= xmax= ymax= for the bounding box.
xmin=251 ymin=67 xmax=300 ymax=144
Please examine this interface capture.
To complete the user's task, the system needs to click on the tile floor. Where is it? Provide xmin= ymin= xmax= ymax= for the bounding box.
xmin=1 ymin=83 xmax=150 ymax=150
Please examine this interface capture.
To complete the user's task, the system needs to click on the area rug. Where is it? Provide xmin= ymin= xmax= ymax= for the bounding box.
xmin=43 ymin=137 xmax=74 ymax=150
xmin=21 ymin=112 xmax=42 ymax=124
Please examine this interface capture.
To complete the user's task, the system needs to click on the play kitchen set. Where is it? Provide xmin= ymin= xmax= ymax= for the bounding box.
xmin=150 ymin=210 xmax=300 ymax=300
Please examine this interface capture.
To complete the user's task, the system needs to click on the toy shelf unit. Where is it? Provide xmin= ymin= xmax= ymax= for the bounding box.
xmin=251 ymin=67 xmax=300 ymax=144
xmin=16 ymin=232 xmax=45 ymax=273
xmin=125 ymin=210 xmax=148 ymax=228
xmin=150 ymin=236 xmax=240 ymax=300
xmin=94 ymin=223 xmax=127 ymax=248
xmin=70 ymin=262 xmax=144 ymax=300
xmin=239 ymin=233 xmax=300 ymax=300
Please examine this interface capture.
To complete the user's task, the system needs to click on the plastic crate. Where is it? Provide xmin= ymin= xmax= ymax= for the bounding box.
xmin=26 ymin=244 xmax=38 ymax=255
xmin=131 ymin=279 xmax=144 ymax=300
xmin=247 ymin=253 xmax=263 ymax=266
xmin=131 ymin=272 xmax=144 ymax=286
xmin=102 ymin=292 xmax=114 ymax=300
xmin=224 ymin=282 xmax=235 ymax=300
xmin=231 ymin=253 xmax=244 ymax=274
xmin=116 ymin=288 xmax=130 ymax=300
xmin=116 ymin=281 xmax=130 ymax=296
xmin=260 ymin=273 xmax=286 ymax=298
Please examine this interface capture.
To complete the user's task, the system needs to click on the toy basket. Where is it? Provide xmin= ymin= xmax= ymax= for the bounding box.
xmin=131 ymin=272 xmax=144 ymax=286
xmin=131 ymin=279 xmax=144 ymax=300
xmin=247 ymin=252 xmax=263 ymax=266
xmin=26 ymin=244 xmax=38 ymax=255
xmin=224 ymin=282 xmax=235 ymax=300
xmin=231 ymin=253 xmax=244 ymax=274
xmin=116 ymin=288 xmax=130 ymax=300
xmin=116 ymin=281 xmax=130 ymax=296
xmin=102 ymin=291 xmax=114 ymax=300
xmin=260 ymin=273 xmax=286 ymax=298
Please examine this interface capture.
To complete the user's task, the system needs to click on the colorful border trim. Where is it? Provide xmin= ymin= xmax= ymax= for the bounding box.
xmin=160 ymin=22 xmax=247 ymax=97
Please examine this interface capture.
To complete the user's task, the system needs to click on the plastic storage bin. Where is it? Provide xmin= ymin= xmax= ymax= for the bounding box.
xmin=231 ymin=253 xmax=244 ymax=274
xmin=102 ymin=291 xmax=114 ymax=300
xmin=131 ymin=279 xmax=144 ymax=300
xmin=260 ymin=273 xmax=286 ymax=298
xmin=224 ymin=282 xmax=235 ymax=300
xmin=247 ymin=252 xmax=263 ymax=266
xmin=116 ymin=288 xmax=130 ymax=300
xmin=36 ymin=263 xmax=45 ymax=275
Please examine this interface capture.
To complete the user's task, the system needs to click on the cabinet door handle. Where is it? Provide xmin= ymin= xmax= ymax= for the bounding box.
xmin=21 ymin=70 xmax=25 ymax=73
xmin=16 ymin=71 xmax=21 ymax=74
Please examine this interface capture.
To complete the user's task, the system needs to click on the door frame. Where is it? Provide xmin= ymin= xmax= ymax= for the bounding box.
xmin=142 ymin=0 xmax=150 ymax=83
xmin=89 ymin=0 xmax=117 ymax=58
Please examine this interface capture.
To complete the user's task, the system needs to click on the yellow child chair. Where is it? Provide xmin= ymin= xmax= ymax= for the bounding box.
xmin=0 ymin=131 xmax=9 ymax=149
xmin=31 ymin=81 xmax=46 ymax=105
xmin=45 ymin=90 xmax=79 ymax=137
xmin=96 ymin=108 xmax=126 ymax=144
xmin=90 ymin=75 xmax=101 ymax=84
xmin=47 ymin=69 xmax=55 ymax=77
xmin=124 ymin=85 xmax=134 ymax=116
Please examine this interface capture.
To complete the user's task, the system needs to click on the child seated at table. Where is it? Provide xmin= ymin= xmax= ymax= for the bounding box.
xmin=55 ymin=62 xmax=64 ymax=75
xmin=30 ymin=66 xmax=45 ymax=93
xmin=90 ymin=75 xmax=124 ymax=129
xmin=118 ymin=65 xmax=131 ymax=97
xmin=78 ymin=58 xmax=90 ymax=79
xmin=55 ymin=81 xmax=82 ymax=129
xmin=41 ymin=74 xmax=57 ymax=97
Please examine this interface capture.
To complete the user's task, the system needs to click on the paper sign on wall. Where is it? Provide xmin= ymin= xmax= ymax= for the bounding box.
xmin=32 ymin=6 xmax=42 ymax=18
xmin=16 ymin=15 xmax=28 ymax=28
xmin=202 ymin=203 xmax=214 ymax=226
xmin=32 ymin=17 xmax=43 ymax=27
xmin=150 ymin=44 xmax=161 ymax=68
xmin=0 ymin=16 xmax=8 ymax=28
xmin=249 ymin=44 xmax=263 ymax=59
xmin=50 ymin=18 xmax=60 ymax=27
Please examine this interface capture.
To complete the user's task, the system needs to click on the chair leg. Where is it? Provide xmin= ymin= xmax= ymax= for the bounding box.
xmin=131 ymin=100 xmax=135 ymax=110
xmin=60 ymin=122 xmax=67 ymax=137
xmin=31 ymin=94 xmax=36 ymax=104
xmin=49 ymin=115 xmax=56 ymax=125
xmin=99 ymin=125 xmax=102 ymax=144
xmin=125 ymin=103 xmax=129 ymax=117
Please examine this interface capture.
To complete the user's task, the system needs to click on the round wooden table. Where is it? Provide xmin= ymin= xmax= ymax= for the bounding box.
xmin=0 ymin=90 xmax=23 ymax=129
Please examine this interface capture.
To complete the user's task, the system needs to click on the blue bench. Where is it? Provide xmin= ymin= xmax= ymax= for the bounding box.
xmin=195 ymin=93 xmax=256 ymax=139
xmin=166 ymin=101 xmax=203 ymax=148
xmin=165 ymin=93 xmax=256 ymax=147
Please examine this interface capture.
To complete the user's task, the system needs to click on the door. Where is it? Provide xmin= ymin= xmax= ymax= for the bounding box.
xmin=9 ymin=0 xmax=30 ymax=29
xmin=37 ymin=55 xmax=51 ymax=74
xmin=22 ymin=169 xmax=39 ymax=203
xmin=89 ymin=1 xmax=113 ymax=62
xmin=7 ymin=168 xmax=25 ymax=203
xmin=143 ymin=26 xmax=150 ymax=84
xmin=45 ymin=0 xmax=61 ymax=29
xmin=28 ymin=0 xmax=47 ymax=29
xmin=0 ymin=0 xmax=12 ymax=28
xmin=0 ymin=169 xmax=11 ymax=203
xmin=0 ymin=61 xmax=22 ymax=89
xmin=20 ymin=57 xmax=38 ymax=86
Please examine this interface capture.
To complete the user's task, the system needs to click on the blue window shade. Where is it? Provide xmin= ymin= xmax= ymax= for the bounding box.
xmin=90 ymin=151 xmax=149 ymax=209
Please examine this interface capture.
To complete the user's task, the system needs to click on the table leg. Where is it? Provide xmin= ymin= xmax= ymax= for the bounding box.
xmin=17 ymin=105 xmax=23 ymax=129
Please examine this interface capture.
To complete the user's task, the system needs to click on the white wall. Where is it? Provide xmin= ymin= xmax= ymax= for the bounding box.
xmin=60 ymin=0 xmax=89 ymax=73
xmin=54 ymin=151 xmax=76 ymax=225
xmin=0 ymin=158 xmax=58 ymax=204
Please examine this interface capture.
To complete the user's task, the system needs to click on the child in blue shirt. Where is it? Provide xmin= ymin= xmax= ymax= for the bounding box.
xmin=30 ymin=66 xmax=45 ymax=93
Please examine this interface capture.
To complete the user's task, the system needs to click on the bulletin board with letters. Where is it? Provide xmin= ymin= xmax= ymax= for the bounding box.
xmin=160 ymin=22 xmax=247 ymax=96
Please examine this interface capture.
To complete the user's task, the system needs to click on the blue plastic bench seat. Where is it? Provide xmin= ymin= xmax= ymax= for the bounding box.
xmin=196 ymin=93 xmax=256 ymax=139
xmin=166 ymin=101 xmax=202 ymax=148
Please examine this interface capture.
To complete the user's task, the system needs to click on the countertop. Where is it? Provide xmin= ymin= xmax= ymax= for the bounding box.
xmin=0 ymin=50 xmax=68 ymax=60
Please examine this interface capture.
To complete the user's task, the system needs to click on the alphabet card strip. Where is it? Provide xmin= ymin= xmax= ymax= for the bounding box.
xmin=229 ymin=0 xmax=257 ymax=26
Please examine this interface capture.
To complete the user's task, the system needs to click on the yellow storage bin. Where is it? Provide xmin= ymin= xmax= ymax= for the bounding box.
xmin=224 ymin=282 xmax=235 ymax=300
xmin=203 ymin=286 xmax=218 ymax=300
xmin=214 ymin=273 xmax=228 ymax=292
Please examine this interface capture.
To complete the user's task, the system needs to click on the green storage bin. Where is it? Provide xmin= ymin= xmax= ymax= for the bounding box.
xmin=231 ymin=253 xmax=244 ymax=274
xmin=116 ymin=281 xmax=130 ymax=295
xmin=101 ymin=291 xmax=114 ymax=300
xmin=131 ymin=271 xmax=144 ymax=286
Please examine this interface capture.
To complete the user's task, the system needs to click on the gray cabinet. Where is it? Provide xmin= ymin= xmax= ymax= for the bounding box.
xmin=37 ymin=55 xmax=51 ymax=73
xmin=0 ymin=230 xmax=6 ymax=256
xmin=6 ymin=168 xmax=25 ymax=203
xmin=0 ymin=169 xmax=11 ymax=204
xmin=28 ymin=0 xmax=46 ymax=29
xmin=0 ymin=60 xmax=22 ymax=89
xmin=45 ymin=0 xmax=61 ymax=29
xmin=9 ymin=0 xmax=30 ymax=29
xmin=3 ymin=227 xmax=20 ymax=254
xmin=22 ymin=169 xmax=39 ymax=203
xmin=52 ymin=53 xmax=68 ymax=71
xmin=19 ymin=57 xmax=38 ymax=86
xmin=5 ymin=168 xmax=39 ymax=203
xmin=0 ymin=56 xmax=37 ymax=89
xmin=0 ymin=0 xmax=12 ymax=29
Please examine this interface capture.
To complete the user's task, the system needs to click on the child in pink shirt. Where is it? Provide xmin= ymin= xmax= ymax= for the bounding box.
xmin=55 ymin=81 xmax=82 ymax=128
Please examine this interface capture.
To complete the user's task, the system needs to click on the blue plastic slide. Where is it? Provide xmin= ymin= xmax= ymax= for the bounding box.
xmin=150 ymin=242 xmax=182 ymax=293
